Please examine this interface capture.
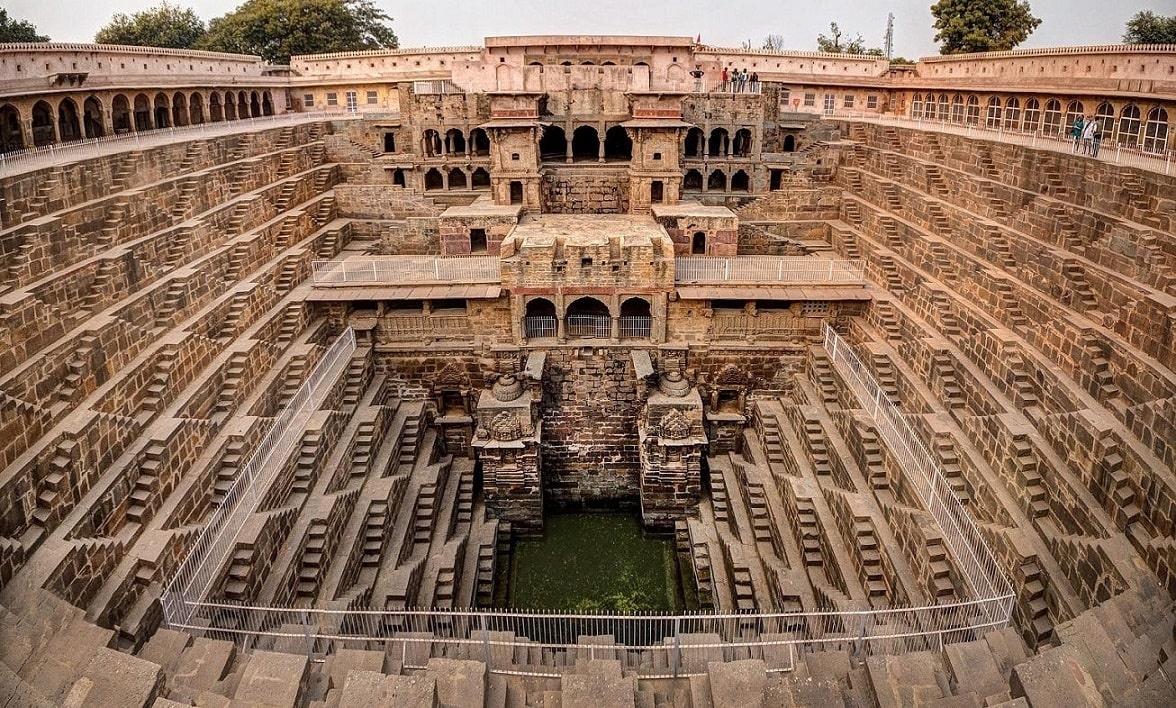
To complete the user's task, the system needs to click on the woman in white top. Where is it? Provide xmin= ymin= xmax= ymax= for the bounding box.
xmin=1081 ymin=118 xmax=1097 ymax=155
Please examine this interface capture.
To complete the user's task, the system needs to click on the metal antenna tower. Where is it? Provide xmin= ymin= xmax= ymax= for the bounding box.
xmin=884 ymin=13 xmax=894 ymax=60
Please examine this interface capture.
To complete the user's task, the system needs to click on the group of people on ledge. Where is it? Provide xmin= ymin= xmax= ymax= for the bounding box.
xmin=1071 ymin=116 xmax=1104 ymax=158
xmin=691 ymin=66 xmax=760 ymax=93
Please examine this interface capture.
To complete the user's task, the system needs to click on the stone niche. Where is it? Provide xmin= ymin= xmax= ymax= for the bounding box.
xmin=638 ymin=359 xmax=706 ymax=530
xmin=472 ymin=371 xmax=544 ymax=534
xmin=436 ymin=199 xmax=522 ymax=256
xmin=652 ymin=203 xmax=739 ymax=256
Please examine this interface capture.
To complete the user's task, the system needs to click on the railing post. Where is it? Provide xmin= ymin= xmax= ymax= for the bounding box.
xmin=301 ymin=610 xmax=314 ymax=659
xmin=672 ymin=617 xmax=681 ymax=680
xmin=480 ymin=613 xmax=491 ymax=671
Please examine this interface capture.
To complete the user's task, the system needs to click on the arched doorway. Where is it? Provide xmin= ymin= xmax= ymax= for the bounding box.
xmin=911 ymin=93 xmax=923 ymax=118
xmin=509 ymin=181 xmax=523 ymax=204
xmin=154 ymin=93 xmax=171 ymax=128
xmin=731 ymin=170 xmax=750 ymax=192
xmin=950 ymin=95 xmax=964 ymax=124
xmin=708 ymin=128 xmax=728 ymax=157
xmin=391 ymin=168 xmax=406 ymax=187
xmin=262 ymin=91 xmax=274 ymax=116
xmin=539 ymin=125 xmax=567 ymax=160
xmin=423 ymin=129 xmax=442 ymax=157
xmin=1095 ymin=101 xmax=1115 ymax=143
xmin=470 ymin=128 xmax=490 ymax=156
xmin=965 ymin=96 xmax=980 ymax=125
xmin=189 ymin=93 xmax=204 ymax=124
xmin=707 ymin=169 xmax=727 ymax=191
xmin=83 ymin=96 xmax=104 ymax=139
xmin=1064 ymin=100 xmax=1084 ymax=133
xmin=0 ymin=104 xmax=24 ymax=151
xmin=424 ymin=168 xmax=444 ymax=190
xmin=1117 ymin=104 xmax=1141 ymax=147
xmin=566 ymin=297 xmax=610 ymax=339
xmin=223 ymin=92 xmax=236 ymax=121
xmin=237 ymin=91 xmax=248 ymax=119
xmin=571 ymin=125 xmax=599 ymax=160
xmin=985 ymin=97 xmax=1001 ymax=129
xmin=782 ymin=134 xmax=796 ymax=152
xmin=31 ymin=101 xmax=56 ymax=146
xmin=172 ymin=92 xmax=189 ymax=127
xmin=1023 ymin=98 xmax=1040 ymax=133
xmin=937 ymin=94 xmax=949 ymax=121
xmin=448 ymin=167 xmax=467 ymax=190
xmin=209 ymin=93 xmax=223 ymax=122
xmin=446 ymin=128 xmax=466 ymax=154
xmin=604 ymin=125 xmax=631 ymax=160
xmin=619 ymin=298 xmax=651 ymax=339
xmin=1043 ymin=99 xmax=1062 ymax=136
xmin=684 ymin=127 xmax=704 ymax=157
xmin=732 ymin=128 xmax=752 ymax=157
xmin=57 ymin=98 xmax=81 ymax=142
xmin=524 ymin=298 xmax=557 ymax=338
xmin=692 ymin=231 xmax=706 ymax=254
xmin=112 ymin=94 xmax=131 ymax=133
xmin=1003 ymin=97 xmax=1020 ymax=131
xmin=683 ymin=169 xmax=703 ymax=190
xmin=134 ymin=94 xmax=153 ymax=131
xmin=471 ymin=167 xmax=491 ymax=189
xmin=1143 ymin=107 xmax=1169 ymax=154
xmin=250 ymin=91 xmax=261 ymax=117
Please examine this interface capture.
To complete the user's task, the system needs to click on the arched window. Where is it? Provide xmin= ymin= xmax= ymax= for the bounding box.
xmin=1118 ymin=104 xmax=1141 ymax=147
xmin=134 ymin=93 xmax=153 ymax=130
xmin=1064 ymin=100 xmax=1084 ymax=133
xmin=937 ymin=93 xmax=949 ymax=121
xmin=539 ymin=125 xmax=567 ymax=160
xmin=1 ymin=104 xmax=25 ymax=152
xmin=1003 ymin=97 xmax=1020 ymax=131
xmin=692 ymin=231 xmax=707 ymax=254
xmin=391 ymin=168 xmax=406 ymax=187
xmin=911 ymin=93 xmax=923 ymax=118
xmin=950 ymin=95 xmax=964 ymax=124
xmin=604 ymin=125 xmax=631 ymax=160
xmin=1042 ymin=99 xmax=1062 ymax=136
xmin=566 ymin=297 xmax=610 ymax=339
xmin=83 ymin=96 xmax=104 ymax=139
xmin=1023 ymin=98 xmax=1040 ymax=133
xmin=471 ymin=167 xmax=491 ymax=189
xmin=731 ymin=170 xmax=750 ymax=192
xmin=923 ymin=96 xmax=936 ymax=120
xmin=683 ymin=169 xmax=703 ymax=190
xmin=57 ymin=98 xmax=81 ymax=142
xmin=524 ymin=298 xmax=557 ymax=338
xmin=209 ymin=93 xmax=223 ymax=123
xmin=154 ymin=93 xmax=171 ymax=128
xmin=1143 ymin=107 xmax=1169 ymax=154
xmin=571 ymin=125 xmax=599 ymax=160
xmin=172 ymin=92 xmax=189 ymax=127
xmin=424 ymin=168 xmax=444 ymax=190
xmin=446 ymin=128 xmax=466 ymax=154
xmin=1095 ymin=101 xmax=1115 ymax=143
xmin=708 ymin=128 xmax=728 ymax=157
xmin=985 ymin=96 xmax=1002 ymax=129
xmin=782 ymin=134 xmax=796 ymax=152
xmin=707 ymin=169 xmax=727 ymax=191
xmin=965 ymin=96 xmax=980 ymax=125
xmin=684 ymin=127 xmax=704 ymax=157
xmin=31 ymin=100 xmax=55 ymax=146
xmin=448 ymin=167 xmax=467 ymax=190
xmin=470 ymin=128 xmax=490 ymax=156
xmin=189 ymin=93 xmax=204 ymax=125
xmin=732 ymin=128 xmax=752 ymax=157
xmin=619 ymin=298 xmax=651 ymax=339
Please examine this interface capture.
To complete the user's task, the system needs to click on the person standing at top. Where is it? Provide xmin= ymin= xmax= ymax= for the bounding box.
xmin=1070 ymin=115 xmax=1084 ymax=152
xmin=721 ymin=67 xmax=729 ymax=92
xmin=690 ymin=66 xmax=705 ymax=93
xmin=740 ymin=69 xmax=748 ymax=92
xmin=1081 ymin=117 xmax=1096 ymax=155
xmin=1089 ymin=118 xmax=1103 ymax=158
xmin=750 ymin=72 xmax=759 ymax=92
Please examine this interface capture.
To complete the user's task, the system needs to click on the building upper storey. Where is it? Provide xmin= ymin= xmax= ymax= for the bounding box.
xmin=0 ymin=43 xmax=287 ymax=100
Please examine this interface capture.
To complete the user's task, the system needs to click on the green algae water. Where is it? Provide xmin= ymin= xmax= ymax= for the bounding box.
xmin=507 ymin=513 xmax=683 ymax=613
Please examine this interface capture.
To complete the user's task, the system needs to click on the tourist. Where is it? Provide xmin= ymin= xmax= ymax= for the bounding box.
xmin=1081 ymin=117 xmax=1096 ymax=155
xmin=721 ymin=67 xmax=729 ymax=92
xmin=1090 ymin=119 xmax=1103 ymax=158
xmin=739 ymin=69 xmax=748 ymax=93
xmin=1070 ymin=115 xmax=1084 ymax=152
xmin=750 ymin=72 xmax=759 ymax=92
xmin=690 ymin=66 xmax=704 ymax=93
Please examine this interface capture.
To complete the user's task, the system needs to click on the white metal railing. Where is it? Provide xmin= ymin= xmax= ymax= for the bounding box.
xmin=831 ymin=109 xmax=1174 ymax=176
xmin=167 ymin=595 xmax=1011 ymax=678
xmin=565 ymin=314 xmax=612 ymax=339
xmin=413 ymin=80 xmax=465 ymax=95
xmin=0 ymin=110 xmax=358 ymax=178
xmin=160 ymin=328 xmax=357 ymax=626
xmin=821 ymin=323 xmax=1015 ymax=610
xmin=523 ymin=316 xmax=557 ymax=339
xmin=675 ymin=256 xmax=864 ymax=284
xmin=619 ymin=316 xmax=652 ymax=339
xmin=312 ymin=256 xmax=501 ymax=285
xmin=691 ymin=79 xmax=764 ymax=95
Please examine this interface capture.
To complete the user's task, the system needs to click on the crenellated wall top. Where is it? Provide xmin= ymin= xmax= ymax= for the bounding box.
xmin=0 ymin=42 xmax=263 ymax=62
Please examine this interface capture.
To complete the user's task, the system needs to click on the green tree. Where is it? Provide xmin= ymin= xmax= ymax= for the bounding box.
xmin=931 ymin=0 xmax=1041 ymax=54
xmin=1122 ymin=11 xmax=1176 ymax=44
xmin=0 ymin=9 xmax=49 ymax=42
xmin=816 ymin=22 xmax=883 ymax=55
xmin=95 ymin=3 xmax=206 ymax=49
xmin=199 ymin=0 xmax=398 ymax=64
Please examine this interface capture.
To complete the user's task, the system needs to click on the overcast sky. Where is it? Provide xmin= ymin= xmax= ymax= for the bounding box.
xmin=7 ymin=0 xmax=1174 ymax=60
